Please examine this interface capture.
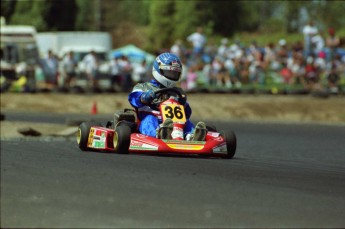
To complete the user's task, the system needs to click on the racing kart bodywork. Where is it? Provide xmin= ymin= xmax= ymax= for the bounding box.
xmin=77 ymin=88 xmax=237 ymax=159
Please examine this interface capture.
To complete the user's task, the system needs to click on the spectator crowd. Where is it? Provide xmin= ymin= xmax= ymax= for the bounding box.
xmin=174 ymin=24 xmax=345 ymax=94
xmin=38 ymin=22 xmax=345 ymax=94
xmin=38 ymin=49 xmax=151 ymax=93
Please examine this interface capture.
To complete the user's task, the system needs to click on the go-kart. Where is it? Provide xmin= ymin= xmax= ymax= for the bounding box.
xmin=77 ymin=88 xmax=237 ymax=159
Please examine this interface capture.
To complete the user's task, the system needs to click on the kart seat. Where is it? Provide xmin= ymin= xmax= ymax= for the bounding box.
xmin=113 ymin=109 xmax=138 ymax=133
xmin=114 ymin=109 xmax=136 ymax=123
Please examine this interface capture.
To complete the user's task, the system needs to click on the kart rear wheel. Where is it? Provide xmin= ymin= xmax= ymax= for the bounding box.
xmin=223 ymin=130 xmax=237 ymax=159
xmin=206 ymin=125 xmax=217 ymax=132
xmin=113 ymin=125 xmax=132 ymax=154
xmin=77 ymin=121 xmax=101 ymax=151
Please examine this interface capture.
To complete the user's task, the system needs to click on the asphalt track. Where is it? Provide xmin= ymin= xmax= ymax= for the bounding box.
xmin=1 ymin=114 xmax=345 ymax=228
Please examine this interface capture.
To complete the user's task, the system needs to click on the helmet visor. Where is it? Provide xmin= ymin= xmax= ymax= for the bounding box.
xmin=160 ymin=69 xmax=181 ymax=81
xmin=159 ymin=65 xmax=181 ymax=81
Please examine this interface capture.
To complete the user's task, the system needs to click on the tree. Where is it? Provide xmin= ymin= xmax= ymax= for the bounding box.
xmin=148 ymin=0 xmax=176 ymax=51
xmin=284 ymin=1 xmax=309 ymax=33
xmin=45 ymin=0 xmax=78 ymax=31
xmin=173 ymin=1 xmax=199 ymax=41
xmin=75 ymin=0 xmax=96 ymax=31
xmin=9 ymin=0 xmax=77 ymax=31
xmin=3 ymin=0 xmax=344 ymax=47
xmin=1 ymin=0 xmax=17 ymax=23
xmin=210 ymin=0 xmax=244 ymax=36
xmin=10 ymin=1 xmax=48 ymax=30
xmin=309 ymin=0 xmax=345 ymax=31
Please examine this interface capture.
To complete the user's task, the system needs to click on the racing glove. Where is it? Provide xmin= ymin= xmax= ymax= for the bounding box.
xmin=178 ymin=96 xmax=187 ymax=105
xmin=140 ymin=90 xmax=156 ymax=104
xmin=173 ymin=87 xmax=187 ymax=105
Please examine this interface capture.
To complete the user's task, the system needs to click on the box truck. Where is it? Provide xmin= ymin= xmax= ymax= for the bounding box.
xmin=0 ymin=17 xmax=39 ymax=92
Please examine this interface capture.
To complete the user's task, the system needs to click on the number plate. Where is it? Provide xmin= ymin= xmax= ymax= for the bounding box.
xmin=161 ymin=104 xmax=186 ymax=122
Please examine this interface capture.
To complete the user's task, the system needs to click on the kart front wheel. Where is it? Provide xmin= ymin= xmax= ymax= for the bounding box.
xmin=223 ymin=130 xmax=237 ymax=159
xmin=77 ymin=121 xmax=101 ymax=151
xmin=113 ymin=125 xmax=132 ymax=154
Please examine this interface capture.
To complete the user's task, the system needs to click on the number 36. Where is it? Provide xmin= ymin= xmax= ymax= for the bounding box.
xmin=164 ymin=106 xmax=184 ymax=119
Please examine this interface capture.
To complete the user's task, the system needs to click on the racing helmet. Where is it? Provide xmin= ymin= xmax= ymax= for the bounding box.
xmin=152 ymin=52 xmax=182 ymax=88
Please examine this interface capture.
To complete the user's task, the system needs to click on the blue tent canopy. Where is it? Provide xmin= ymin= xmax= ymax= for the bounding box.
xmin=110 ymin=44 xmax=155 ymax=64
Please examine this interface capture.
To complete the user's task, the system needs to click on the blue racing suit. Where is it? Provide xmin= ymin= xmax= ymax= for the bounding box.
xmin=128 ymin=79 xmax=195 ymax=138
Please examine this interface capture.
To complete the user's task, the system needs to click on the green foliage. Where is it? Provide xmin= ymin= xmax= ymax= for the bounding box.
xmin=1 ymin=0 xmax=16 ymax=22
xmin=309 ymin=0 xmax=345 ymax=31
xmin=119 ymin=0 xmax=151 ymax=26
xmin=173 ymin=1 xmax=198 ymax=41
xmin=259 ymin=18 xmax=286 ymax=34
xmin=236 ymin=1 xmax=258 ymax=31
xmin=9 ymin=0 xmax=77 ymax=31
xmin=75 ymin=0 xmax=96 ymax=31
xmin=231 ymin=31 xmax=302 ymax=48
xmin=10 ymin=1 xmax=48 ymax=30
xmin=148 ymin=0 xmax=240 ymax=50
xmin=2 ymin=0 xmax=345 ymax=50
xmin=285 ymin=1 xmax=307 ymax=33
xmin=148 ymin=0 xmax=176 ymax=51
xmin=45 ymin=0 xmax=78 ymax=31
xmin=211 ymin=1 xmax=243 ymax=35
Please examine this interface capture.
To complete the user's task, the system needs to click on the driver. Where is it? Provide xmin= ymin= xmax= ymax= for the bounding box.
xmin=128 ymin=52 xmax=207 ymax=141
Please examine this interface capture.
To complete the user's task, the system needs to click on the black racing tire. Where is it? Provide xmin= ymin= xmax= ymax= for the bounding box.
xmin=113 ymin=125 xmax=132 ymax=154
xmin=77 ymin=121 xmax=101 ymax=151
xmin=223 ymin=130 xmax=237 ymax=159
xmin=206 ymin=125 xmax=217 ymax=132
xmin=65 ymin=118 xmax=86 ymax=126
xmin=0 ymin=113 xmax=5 ymax=121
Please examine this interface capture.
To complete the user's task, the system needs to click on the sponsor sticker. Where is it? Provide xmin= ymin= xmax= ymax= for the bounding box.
xmin=87 ymin=128 xmax=95 ymax=147
xmin=130 ymin=140 xmax=158 ymax=151
xmin=163 ymin=140 xmax=206 ymax=144
xmin=214 ymin=136 xmax=224 ymax=141
xmin=166 ymin=143 xmax=204 ymax=150
xmin=136 ymin=134 xmax=148 ymax=139
xmin=93 ymin=136 xmax=101 ymax=140
xmin=208 ymin=131 xmax=220 ymax=137
xmin=93 ymin=141 xmax=105 ymax=148
xmin=212 ymin=143 xmax=227 ymax=154
xmin=171 ymin=61 xmax=181 ymax=68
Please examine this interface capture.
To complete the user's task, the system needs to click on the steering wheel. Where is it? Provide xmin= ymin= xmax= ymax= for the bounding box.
xmin=152 ymin=87 xmax=186 ymax=105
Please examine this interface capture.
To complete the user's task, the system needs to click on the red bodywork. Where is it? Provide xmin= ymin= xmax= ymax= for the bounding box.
xmin=86 ymin=96 xmax=230 ymax=157
xmin=87 ymin=126 xmax=228 ymax=157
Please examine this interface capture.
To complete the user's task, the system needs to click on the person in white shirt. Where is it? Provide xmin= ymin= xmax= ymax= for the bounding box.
xmin=62 ymin=51 xmax=78 ymax=88
xmin=132 ymin=60 xmax=149 ymax=84
xmin=170 ymin=39 xmax=184 ymax=58
xmin=118 ymin=55 xmax=133 ymax=92
xmin=302 ymin=21 xmax=318 ymax=57
xmin=187 ymin=27 xmax=207 ymax=58
xmin=311 ymin=32 xmax=325 ymax=56
xmin=109 ymin=54 xmax=122 ymax=92
xmin=40 ymin=50 xmax=59 ymax=87
xmin=82 ymin=50 xmax=99 ymax=89
xmin=217 ymin=38 xmax=228 ymax=58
